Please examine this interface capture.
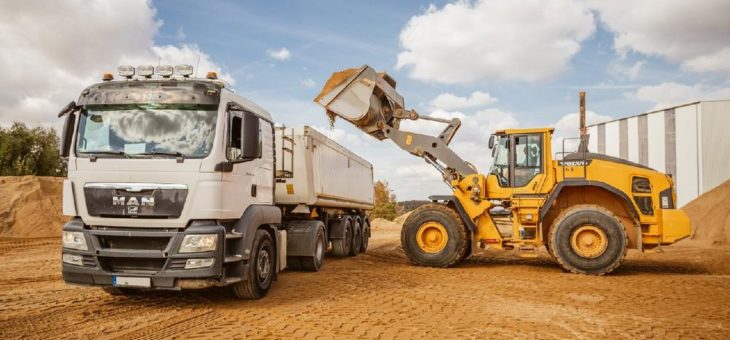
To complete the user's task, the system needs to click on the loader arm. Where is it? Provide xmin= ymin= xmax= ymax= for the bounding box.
xmin=314 ymin=65 xmax=476 ymax=182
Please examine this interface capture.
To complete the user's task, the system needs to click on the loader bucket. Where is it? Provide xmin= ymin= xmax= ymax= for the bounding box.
xmin=314 ymin=65 xmax=403 ymax=140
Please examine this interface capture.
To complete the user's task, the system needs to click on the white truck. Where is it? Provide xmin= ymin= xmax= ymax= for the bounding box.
xmin=57 ymin=65 xmax=374 ymax=299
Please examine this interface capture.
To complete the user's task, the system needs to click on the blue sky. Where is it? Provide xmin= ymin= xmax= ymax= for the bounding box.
xmin=1 ymin=0 xmax=728 ymax=200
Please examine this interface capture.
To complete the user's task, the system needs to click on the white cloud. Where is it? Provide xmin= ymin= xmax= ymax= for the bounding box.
xmin=590 ymin=0 xmax=730 ymax=73
xmin=301 ymin=78 xmax=316 ymax=88
xmin=551 ymin=111 xmax=611 ymax=154
xmin=312 ymin=126 xmax=368 ymax=147
xmin=0 ymin=0 xmax=232 ymax=128
xmin=610 ymin=60 xmax=646 ymax=80
xmin=267 ymin=47 xmax=291 ymax=61
xmin=396 ymin=0 xmax=595 ymax=83
xmin=632 ymin=82 xmax=730 ymax=109
xmin=429 ymin=91 xmax=497 ymax=111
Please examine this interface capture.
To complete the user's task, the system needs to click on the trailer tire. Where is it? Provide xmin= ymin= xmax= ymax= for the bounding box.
xmin=232 ymin=229 xmax=275 ymax=299
xmin=101 ymin=287 xmax=139 ymax=296
xmin=401 ymin=203 xmax=468 ymax=268
xmin=548 ymin=204 xmax=628 ymax=275
xmin=349 ymin=217 xmax=362 ymax=257
xmin=301 ymin=226 xmax=326 ymax=271
xmin=359 ymin=219 xmax=369 ymax=253
xmin=331 ymin=217 xmax=353 ymax=257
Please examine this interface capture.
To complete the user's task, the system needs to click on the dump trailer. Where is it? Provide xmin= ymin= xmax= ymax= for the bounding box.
xmin=57 ymin=65 xmax=373 ymax=299
xmin=315 ymin=65 xmax=691 ymax=275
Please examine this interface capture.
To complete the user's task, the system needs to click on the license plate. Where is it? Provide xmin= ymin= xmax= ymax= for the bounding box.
xmin=112 ymin=276 xmax=151 ymax=288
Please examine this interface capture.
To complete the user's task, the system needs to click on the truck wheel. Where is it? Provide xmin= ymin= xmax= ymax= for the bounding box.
xmin=301 ymin=226 xmax=326 ymax=271
xmin=548 ymin=204 xmax=628 ymax=275
xmin=232 ymin=229 xmax=275 ymax=299
xmin=101 ymin=287 xmax=139 ymax=296
xmin=331 ymin=217 xmax=353 ymax=257
xmin=359 ymin=219 xmax=369 ymax=253
xmin=401 ymin=203 xmax=468 ymax=268
xmin=348 ymin=217 xmax=362 ymax=257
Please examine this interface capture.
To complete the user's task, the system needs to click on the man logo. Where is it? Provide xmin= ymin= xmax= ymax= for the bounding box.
xmin=112 ymin=196 xmax=155 ymax=215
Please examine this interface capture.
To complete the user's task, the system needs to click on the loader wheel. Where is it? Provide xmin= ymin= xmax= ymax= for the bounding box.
xmin=348 ymin=218 xmax=362 ymax=257
xmin=301 ymin=226 xmax=326 ymax=272
xmin=401 ymin=203 xmax=468 ymax=268
xmin=359 ymin=219 xmax=370 ymax=253
xmin=101 ymin=287 xmax=139 ymax=296
xmin=232 ymin=229 xmax=274 ymax=299
xmin=331 ymin=218 xmax=353 ymax=257
xmin=548 ymin=204 xmax=628 ymax=275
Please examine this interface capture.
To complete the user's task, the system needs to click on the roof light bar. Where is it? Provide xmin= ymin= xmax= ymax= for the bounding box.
xmin=118 ymin=65 xmax=135 ymax=79
xmin=175 ymin=64 xmax=194 ymax=77
xmin=137 ymin=65 xmax=154 ymax=78
xmin=156 ymin=65 xmax=173 ymax=78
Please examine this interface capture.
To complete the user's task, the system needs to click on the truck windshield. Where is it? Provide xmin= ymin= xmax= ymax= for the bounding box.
xmin=76 ymin=104 xmax=218 ymax=158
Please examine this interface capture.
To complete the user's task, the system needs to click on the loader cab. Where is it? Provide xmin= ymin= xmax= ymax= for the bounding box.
xmin=486 ymin=128 xmax=555 ymax=199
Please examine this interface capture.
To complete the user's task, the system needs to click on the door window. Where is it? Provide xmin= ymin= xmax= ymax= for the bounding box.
xmin=513 ymin=134 xmax=542 ymax=187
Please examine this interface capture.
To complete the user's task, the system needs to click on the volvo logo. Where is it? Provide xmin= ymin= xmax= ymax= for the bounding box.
xmin=112 ymin=196 xmax=154 ymax=214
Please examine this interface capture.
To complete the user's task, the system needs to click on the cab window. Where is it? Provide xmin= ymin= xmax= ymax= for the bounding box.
xmin=514 ymin=134 xmax=542 ymax=187
xmin=489 ymin=136 xmax=510 ymax=187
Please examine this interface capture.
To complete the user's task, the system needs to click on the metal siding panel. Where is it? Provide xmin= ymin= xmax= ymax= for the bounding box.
xmin=628 ymin=117 xmax=639 ymax=163
xmin=587 ymin=126 xmax=598 ymax=152
xmin=605 ymin=121 xmax=620 ymax=157
xmin=638 ymin=115 xmax=649 ymax=166
xmin=700 ymin=101 xmax=730 ymax=193
xmin=597 ymin=124 xmax=606 ymax=154
xmin=619 ymin=119 xmax=628 ymax=159
xmin=664 ymin=109 xmax=676 ymax=179
xmin=674 ymin=104 xmax=699 ymax=207
xmin=647 ymin=112 xmax=665 ymax=171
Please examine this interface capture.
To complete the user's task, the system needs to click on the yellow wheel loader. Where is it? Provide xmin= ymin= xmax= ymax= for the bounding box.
xmin=314 ymin=65 xmax=691 ymax=275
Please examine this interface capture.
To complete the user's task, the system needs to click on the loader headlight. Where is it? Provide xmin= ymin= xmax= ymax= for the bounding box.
xmin=62 ymin=231 xmax=87 ymax=250
xmin=179 ymin=234 xmax=218 ymax=253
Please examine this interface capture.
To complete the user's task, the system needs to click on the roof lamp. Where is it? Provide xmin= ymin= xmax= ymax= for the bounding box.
xmin=175 ymin=64 xmax=194 ymax=77
xmin=117 ymin=65 xmax=135 ymax=79
xmin=137 ymin=65 xmax=154 ymax=78
xmin=206 ymin=71 xmax=218 ymax=80
xmin=156 ymin=65 xmax=173 ymax=78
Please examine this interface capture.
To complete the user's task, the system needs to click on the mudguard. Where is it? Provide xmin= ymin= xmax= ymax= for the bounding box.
xmin=233 ymin=205 xmax=282 ymax=260
xmin=286 ymin=220 xmax=325 ymax=257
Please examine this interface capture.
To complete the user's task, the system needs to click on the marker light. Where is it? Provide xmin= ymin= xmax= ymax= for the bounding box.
xmin=137 ymin=65 xmax=154 ymax=78
xmin=175 ymin=64 xmax=194 ymax=77
xmin=156 ymin=65 xmax=173 ymax=78
xmin=206 ymin=71 xmax=218 ymax=80
xmin=118 ymin=65 xmax=135 ymax=78
xmin=102 ymin=73 xmax=113 ymax=81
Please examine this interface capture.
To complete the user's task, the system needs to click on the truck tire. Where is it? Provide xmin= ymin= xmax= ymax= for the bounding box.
xmin=331 ymin=217 xmax=353 ymax=257
xmin=300 ymin=226 xmax=326 ymax=271
xmin=548 ymin=204 xmax=628 ymax=275
xmin=101 ymin=287 xmax=139 ymax=296
xmin=401 ymin=203 xmax=468 ymax=268
xmin=359 ymin=218 xmax=369 ymax=253
xmin=348 ymin=217 xmax=362 ymax=257
xmin=232 ymin=229 xmax=275 ymax=299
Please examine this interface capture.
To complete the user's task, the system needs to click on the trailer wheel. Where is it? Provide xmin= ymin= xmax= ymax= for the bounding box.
xmin=348 ymin=217 xmax=362 ymax=257
xmin=359 ymin=218 xmax=369 ymax=253
xmin=232 ymin=229 xmax=275 ymax=299
xmin=548 ymin=204 xmax=628 ymax=275
xmin=101 ymin=287 xmax=139 ymax=296
xmin=301 ymin=226 xmax=326 ymax=271
xmin=331 ymin=217 xmax=353 ymax=257
xmin=401 ymin=203 xmax=468 ymax=268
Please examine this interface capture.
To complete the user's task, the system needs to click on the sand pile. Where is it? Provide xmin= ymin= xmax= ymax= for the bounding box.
xmin=370 ymin=218 xmax=402 ymax=230
xmin=683 ymin=179 xmax=730 ymax=246
xmin=0 ymin=176 xmax=66 ymax=238
xmin=393 ymin=212 xmax=412 ymax=225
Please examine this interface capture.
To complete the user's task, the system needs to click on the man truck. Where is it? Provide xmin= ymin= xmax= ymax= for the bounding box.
xmin=58 ymin=64 xmax=373 ymax=299
xmin=315 ymin=65 xmax=691 ymax=275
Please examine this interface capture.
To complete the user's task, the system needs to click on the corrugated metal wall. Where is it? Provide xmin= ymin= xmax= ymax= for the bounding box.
xmin=586 ymin=100 xmax=730 ymax=207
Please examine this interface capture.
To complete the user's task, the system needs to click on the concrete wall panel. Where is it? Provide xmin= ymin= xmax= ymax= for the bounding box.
xmin=605 ymin=121 xmax=620 ymax=157
xmin=647 ymin=112 xmax=665 ymax=172
xmin=675 ymin=104 xmax=699 ymax=207
xmin=700 ymin=101 xmax=730 ymax=193
xmin=628 ymin=117 xmax=639 ymax=163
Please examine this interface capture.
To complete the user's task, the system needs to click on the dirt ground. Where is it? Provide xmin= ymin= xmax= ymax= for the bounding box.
xmin=1 ymin=223 xmax=729 ymax=339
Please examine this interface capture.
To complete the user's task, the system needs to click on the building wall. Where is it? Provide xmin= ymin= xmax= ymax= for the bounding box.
xmin=605 ymin=120 xmax=620 ymax=157
xmin=627 ymin=117 xmax=639 ymax=163
xmin=700 ymin=101 xmax=730 ymax=193
xmin=674 ymin=104 xmax=699 ymax=206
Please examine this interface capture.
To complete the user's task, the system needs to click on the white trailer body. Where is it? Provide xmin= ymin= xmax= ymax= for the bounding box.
xmin=274 ymin=126 xmax=374 ymax=211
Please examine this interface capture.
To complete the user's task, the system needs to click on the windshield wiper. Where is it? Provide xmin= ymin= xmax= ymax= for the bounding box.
xmin=134 ymin=151 xmax=186 ymax=162
xmin=81 ymin=151 xmax=130 ymax=161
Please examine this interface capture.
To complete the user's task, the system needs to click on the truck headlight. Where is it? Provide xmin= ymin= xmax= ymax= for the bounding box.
xmin=179 ymin=234 xmax=218 ymax=253
xmin=62 ymin=231 xmax=87 ymax=250
xmin=62 ymin=253 xmax=84 ymax=266
xmin=185 ymin=258 xmax=215 ymax=269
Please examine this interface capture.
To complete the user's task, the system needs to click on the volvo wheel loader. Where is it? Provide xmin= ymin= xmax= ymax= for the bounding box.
xmin=314 ymin=65 xmax=692 ymax=275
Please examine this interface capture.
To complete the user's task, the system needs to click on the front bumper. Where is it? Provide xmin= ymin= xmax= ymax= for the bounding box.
xmin=61 ymin=218 xmax=246 ymax=290
xmin=660 ymin=209 xmax=692 ymax=244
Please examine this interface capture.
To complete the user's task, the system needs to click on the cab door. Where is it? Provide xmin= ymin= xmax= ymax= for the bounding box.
xmin=511 ymin=134 xmax=546 ymax=194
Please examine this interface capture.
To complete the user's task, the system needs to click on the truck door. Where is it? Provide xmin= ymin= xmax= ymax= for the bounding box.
xmin=224 ymin=105 xmax=266 ymax=208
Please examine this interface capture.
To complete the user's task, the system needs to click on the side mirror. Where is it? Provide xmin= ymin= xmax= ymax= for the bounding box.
xmin=241 ymin=111 xmax=261 ymax=159
xmin=58 ymin=101 xmax=78 ymax=158
xmin=488 ymin=135 xmax=495 ymax=149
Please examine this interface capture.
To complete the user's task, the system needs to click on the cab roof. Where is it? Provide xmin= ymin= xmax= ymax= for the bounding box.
xmin=494 ymin=127 xmax=554 ymax=135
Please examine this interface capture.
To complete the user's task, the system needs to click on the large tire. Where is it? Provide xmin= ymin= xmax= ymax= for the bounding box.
xmin=359 ymin=218 xmax=369 ymax=253
xmin=401 ymin=203 xmax=468 ymax=268
xmin=348 ymin=217 xmax=362 ymax=257
xmin=101 ymin=286 xmax=139 ymax=296
xmin=331 ymin=217 xmax=353 ymax=257
xmin=301 ymin=226 xmax=326 ymax=272
xmin=548 ymin=204 xmax=628 ymax=275
xmin=232 ymin=229 xmax=275 ymax=299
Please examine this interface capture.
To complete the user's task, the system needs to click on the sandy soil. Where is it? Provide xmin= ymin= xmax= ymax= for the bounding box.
xmin=1 ymin=224 xmax=729 ymax=339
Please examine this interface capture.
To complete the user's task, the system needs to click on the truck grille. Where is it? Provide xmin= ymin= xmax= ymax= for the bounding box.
xmin=97 ymin=235 xmax=171 ymax=251
xmin=99 ymin=258 xmax=166 ymax=273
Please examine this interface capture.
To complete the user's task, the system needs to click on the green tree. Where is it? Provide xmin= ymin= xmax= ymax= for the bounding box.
xmin=371 ymin=180 xmax=398 ymax=221
xmin=0 ymin=122 xmax=66 ymax=176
